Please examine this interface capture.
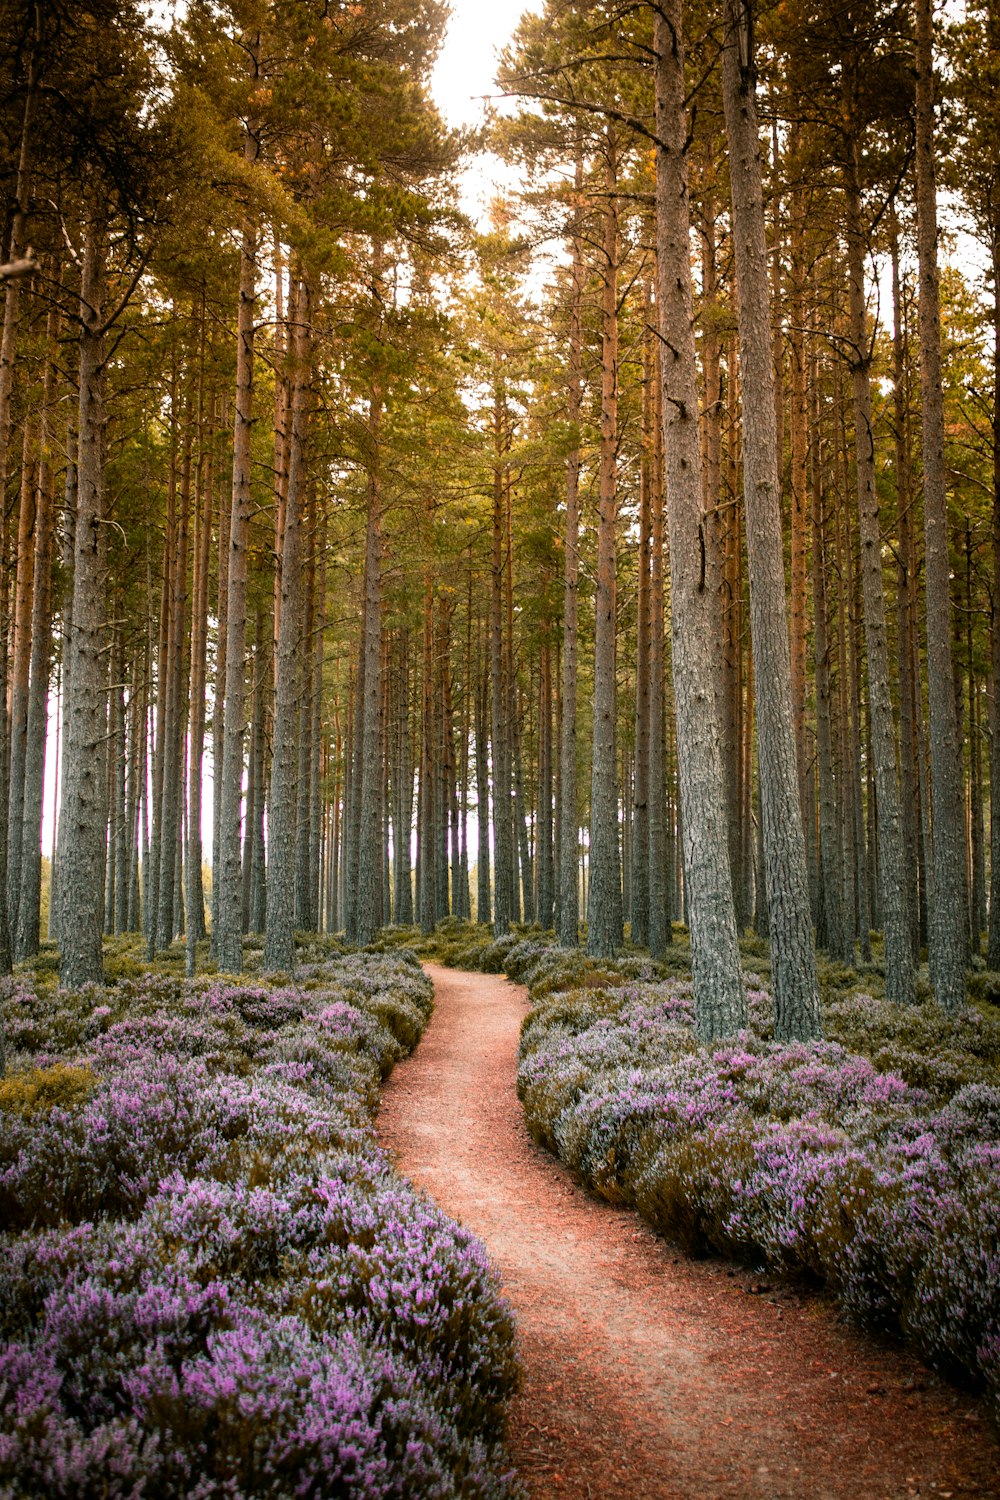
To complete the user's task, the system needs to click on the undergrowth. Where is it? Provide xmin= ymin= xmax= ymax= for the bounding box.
xmin=395 ymin=917 xmax=1000 ymax=1431
xmin=0 ymin=939 xmax=521 ymax=1499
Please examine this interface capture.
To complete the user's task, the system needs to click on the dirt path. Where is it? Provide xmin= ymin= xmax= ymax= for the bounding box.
xmin=377 ymin=964 xmax=998 ymax=1500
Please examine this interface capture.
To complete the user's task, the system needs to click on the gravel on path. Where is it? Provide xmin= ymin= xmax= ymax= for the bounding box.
xmin=376 ymin=963 xmax=999 ymax=1500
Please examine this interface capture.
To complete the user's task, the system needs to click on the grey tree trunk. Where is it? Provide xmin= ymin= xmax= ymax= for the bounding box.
xmin=15 ymin=329 xmax=56 ymax=962
xmin=655 ymin=4 xmax=745 ymax=1040
xmin=59 ymin=225 xmax=109 ymax=990
xmin=215 ymin=102 xmax=259 ymax=975
xmin=840 ymin=133 xmax=915 ymax=1005
xmin=558 ymin=155 xmax=584 ymax=949
xmin=722 ymin=0 xmax=822 ymax=1040
xmin=264 ymin=280 xmax=309 ymax=972
xmin=915 ymin=0 xmax=968 ymax=1012
xmin=588 ymin=138 xmax=624 ymax=960
xmin=7 ymin=418 xmax=36 ymax=942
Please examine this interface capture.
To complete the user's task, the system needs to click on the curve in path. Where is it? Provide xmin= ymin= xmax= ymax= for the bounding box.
xmin=377 ymin=964 xmax=998 ymax=1500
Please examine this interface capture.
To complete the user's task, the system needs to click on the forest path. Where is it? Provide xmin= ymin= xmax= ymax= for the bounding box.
xmin=376 ymin=964 xmax=997 ymax=1500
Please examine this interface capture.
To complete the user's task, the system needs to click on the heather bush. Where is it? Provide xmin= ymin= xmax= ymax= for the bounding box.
xmin=515 ymin=973 xmax=1000 ymax=1415
xmin=0 ymin=947 xmax=520 ymax=1498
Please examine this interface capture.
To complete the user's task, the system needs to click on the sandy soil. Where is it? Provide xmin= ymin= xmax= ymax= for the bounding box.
xmin=376 ymin=963 xmax=999 ymax=1500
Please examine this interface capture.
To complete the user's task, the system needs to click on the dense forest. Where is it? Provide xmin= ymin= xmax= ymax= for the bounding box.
xmin=1 ymin=0 xmax=998 ymax=1049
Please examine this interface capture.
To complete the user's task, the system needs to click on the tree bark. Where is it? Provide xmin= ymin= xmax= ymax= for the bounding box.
xmin=915 ymin=0 xmax=968 ymax=1010
xmin=655 ymin=4 xmax=745 ymax=1039
xmin=264 ymin=278 xmax=309 ymax=971
xmin=215 ymin=94 xmax=260 ymax=975
xmin=722 ymin=0 xmax=821 ymax=1039
xmin=588 ymin=135 xmax=624 ymax=959
xmin=59 ymin=223 xmax=109 ymax=989
xmin=558 ymin=152 xmax=584 ymax=948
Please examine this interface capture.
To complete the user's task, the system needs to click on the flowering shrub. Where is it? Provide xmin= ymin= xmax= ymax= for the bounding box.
xmin=514 ymin=973 xmax=1000 ymax=1415
xmin=0 ymin=949 xmax=519 ymax=1498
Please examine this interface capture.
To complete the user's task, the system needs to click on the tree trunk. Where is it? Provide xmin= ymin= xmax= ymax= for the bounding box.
xmin=491 ymin=393 xmax=514 ymax=936
xmin=632 ymin=293 xmax=653 ymax=948
xmin=648 ymin=336 xmax=672 ymax=956
xmin=15 ymin=310 xmax=56 ymax=961
xmin=475 ymin=643 xmax=491 ymax=926
xmin=915 ymin=0 xmax=968 ymax=1010
xmin=558 ymin=152 xmax=584 ymax=948
xmin=655 ymin=4 xmax=745 ymax=1039
xmin=59 ymin=224 xmax=109 ymax=989
xmin=840 ymin=128 xmax=914 ymax=1002
xmin=722 ymin=0 xmax=821 ymax=1039
xmin=588 ymin=135 xmax=624 ymax=959
xmin=264 ymin=278 xmax=309 ymax=971
xmin=356 ymin=375 xmax=385 ymax=945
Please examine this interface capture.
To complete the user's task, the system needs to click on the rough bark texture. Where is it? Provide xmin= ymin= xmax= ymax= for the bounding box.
xmin=15 ymin=319 xmax=56 ymax=962
xmin=356 ymin=371 xmax=384 ymax=947
xmin=59 ymin=227 xmax=108 ymax=990
xmin=631 ymin=300 xmax=653 ymax=950
xmin=648 ymin=351 xmax=672 ymax=957
xmin=811 ymin=420 xmax=849 ymax=965
xmin=558 ymin=161 xmax=584 ymax=949
xmin=655 ymin=6 xmax=745 ymax=1040
xmin=915 ymin=0 xmax=968 ymax=1012
xmin=722 ymin=0 xmax=821 ymax=1041
xmin=491 ymin=399 xmax=514 ymax=936
xmin=264 ymin=281 xmax=308 ymax=972
xmin=215 ymin=158 xmax=258 ymax=976
xmin=841 ymin=138 xmax=914 ymax=1006
xmin=588 ymin=141 xmax=623 ymax=960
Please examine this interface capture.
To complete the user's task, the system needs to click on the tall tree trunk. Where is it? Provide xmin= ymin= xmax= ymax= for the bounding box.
xmin=841 ymin=130 xmax=913 ymax=1000
xmin=722 ymin=0 xmax=821 ymax=1039
xmin=588 ymin=135 xmax=624 ymax=959
xmin=811 ymin=414 xmax=849 ymax=963
xmin=7 ymin=416 xmax=36 ymax=940
xmin=987 ymin=223 xmax=1000 ymax=968
xmin=648 ymin=337 xmax=672 ymax=955
xmin=915 ymin=0 xmax=967 ymax=1010
xmin=891 ymin=215 xmax=922 ymax=962
xmin=491 ymin=392 xmax=514 ymax=936
xmin=558 ymin=151 xmax=584 ymax=948
xmin=59 ymin=223 xmax=109 ymax=989
xmin=264 ymin=278 xmax=309 ymax=971
xmin=632 ymin=292 xmax=653 ymax=948
xmin=15 ymin=305 xmax=56 ymax=961
xmin=655 ymin=4 xmax=745 ymax=1039
xmin=215 ymin=64 xmax=260 ymax=975
xmin=357 ymin=277 xmax=385 ymax=944
xmin=475 ymin=642 xmax=491 ymax=926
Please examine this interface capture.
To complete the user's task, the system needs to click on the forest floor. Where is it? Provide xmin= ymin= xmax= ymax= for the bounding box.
xmin=376 ymin=964 xmax=1000 ymax=1500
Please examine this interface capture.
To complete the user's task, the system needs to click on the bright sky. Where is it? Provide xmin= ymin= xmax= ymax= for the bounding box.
xmin=431 ymin=0 xmax=536 ymax=224
xmin=431 ymin=0 xmax=531 ymax=128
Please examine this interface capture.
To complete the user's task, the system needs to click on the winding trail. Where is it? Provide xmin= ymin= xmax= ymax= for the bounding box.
xmin=377 ymin=964 xmax=998 ymax=1500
